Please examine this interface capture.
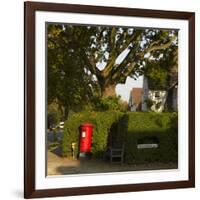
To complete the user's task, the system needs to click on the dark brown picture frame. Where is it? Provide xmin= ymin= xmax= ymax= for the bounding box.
xmin=24 ymin=1 xmax=195 ymax=198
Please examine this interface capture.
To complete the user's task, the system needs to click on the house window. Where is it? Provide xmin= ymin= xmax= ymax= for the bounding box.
xmin=155 ymin=91 xmax=160 ymax=98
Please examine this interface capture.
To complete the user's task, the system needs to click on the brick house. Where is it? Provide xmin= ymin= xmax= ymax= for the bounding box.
xmin=129 ymin=88 xmax=143 ymax=111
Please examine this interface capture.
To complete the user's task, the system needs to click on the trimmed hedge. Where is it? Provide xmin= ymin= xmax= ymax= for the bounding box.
xmin=62 ymin=111 xmax=123 ymax=157
xmin=62 ymin=111 xmax=178 ymax=164
xmin=117 ymin=112 xmax=178 ymax=164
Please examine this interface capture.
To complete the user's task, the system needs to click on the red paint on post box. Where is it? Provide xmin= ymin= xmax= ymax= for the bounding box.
xmin=79 ymin=123 xmax=94 ymax=154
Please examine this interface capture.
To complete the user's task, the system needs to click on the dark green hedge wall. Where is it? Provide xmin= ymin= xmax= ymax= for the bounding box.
xmin=62 ymin=111 xmax=178 ymax=164
xmin=117 ymin=112 xmax=178 ymax=164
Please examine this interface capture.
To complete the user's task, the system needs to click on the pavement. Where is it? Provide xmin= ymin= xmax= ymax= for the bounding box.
xmin=47 ymin=151 xmax=178 ymax=176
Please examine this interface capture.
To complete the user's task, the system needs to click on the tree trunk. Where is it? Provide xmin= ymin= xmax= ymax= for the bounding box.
xmin=102 ymin=84 xmax=116 ymax=97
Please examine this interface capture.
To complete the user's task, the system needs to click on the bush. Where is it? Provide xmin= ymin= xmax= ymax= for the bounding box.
xmin=115 ymin=112 xmax=178 ymax=164
xmin=92 ymin=96 xmax=128 ymax=111
xmin=62 ymin=110 xmax=178 ymax=164
xmin=62 ymin=111 xmax=123 ymax=157
xmin=47 ymin=103 xmax=62 ymax=128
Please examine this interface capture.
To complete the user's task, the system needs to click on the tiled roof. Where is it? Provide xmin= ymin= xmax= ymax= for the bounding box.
xmin=131 ymin=88 xmax=143 ymax=105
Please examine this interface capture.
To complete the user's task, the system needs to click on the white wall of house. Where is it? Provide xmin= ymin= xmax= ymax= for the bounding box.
xmin=141 ymin=76 xmax=168 ymax=112
xmin=130 ymin=105 xmax=137 ymax=111
xmin=148 ymin=90 xmax=168 ymax=112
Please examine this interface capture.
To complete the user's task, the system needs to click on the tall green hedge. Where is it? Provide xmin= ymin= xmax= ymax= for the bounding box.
xmin=62 ymin=111 xmax=123 ymax=157
xmin=62 ymin=111 xmax=178 ymax=164
xmin=118 ymin=112 xmax=178 ymax=164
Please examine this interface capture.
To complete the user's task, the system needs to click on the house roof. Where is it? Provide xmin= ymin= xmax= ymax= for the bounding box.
xmin=130 ymin=88 xmax=143 ymax=105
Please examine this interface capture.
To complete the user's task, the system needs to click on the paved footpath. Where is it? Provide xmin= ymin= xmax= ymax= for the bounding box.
xmin=47 ymin=151 xmax=178 ymax=176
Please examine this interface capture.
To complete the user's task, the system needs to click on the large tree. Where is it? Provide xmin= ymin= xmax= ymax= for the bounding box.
xmin=48 ymin=24 xmax=178 ymax=109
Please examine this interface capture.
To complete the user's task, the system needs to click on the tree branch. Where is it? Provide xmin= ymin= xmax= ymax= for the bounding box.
xmin=118 ymin=30 xmax=143 ymax=55
xmin=102 ymin=31 xmax=143 ymax=80
xmin=167 ymin=80 xmax=178 ymax=91
xmin=110 ymin=27 xmax=117 ymax=49
xmin=123 ymin=62 xmax=137 ymax=77
xmin=80 ymin=50 xmax=101 ymax=78
xmin=142 ymin=35 xmax=177 ymax=56
xmin=102 ymin=57 xmax=116 ymax=78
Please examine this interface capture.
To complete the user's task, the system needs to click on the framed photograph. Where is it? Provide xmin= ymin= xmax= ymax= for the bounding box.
xmin=24 ymin=1 xmax=195 ymax=198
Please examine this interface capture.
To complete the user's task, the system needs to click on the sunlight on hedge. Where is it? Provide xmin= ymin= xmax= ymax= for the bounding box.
xmin=62 ymin=111 xmax=178 ymax=164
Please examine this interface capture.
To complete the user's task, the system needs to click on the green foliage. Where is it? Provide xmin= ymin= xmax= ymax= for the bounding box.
xmin=143 ymin=46 xmax=178 ymax=90
xmin=92 ymin=96 xmax=127 ymax=111
xmin=47 ymin=103 xmax=62 ymax=128
xmin=47 ymin=24 xmax=100 ymax=114
xmin=116 ymin=112 xmax=178 ymax=164
xmin=62 ymin=111 xmax=123 ymax=157
xmin=145 ymin=62 xmax=168 ymax=89
xmin=47 ymin=24 xmax=178 ymax=109
xmin=145 ymin=99 xmax=154 ymax=109
xmin=62 ymin=111 xmax=178 ymax=164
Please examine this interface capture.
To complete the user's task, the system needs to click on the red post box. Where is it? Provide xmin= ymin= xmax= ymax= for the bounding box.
xmin=79 ymin=123 xmax=94 ymax=158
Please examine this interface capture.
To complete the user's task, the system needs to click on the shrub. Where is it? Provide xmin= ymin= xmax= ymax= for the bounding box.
xmin=47 ymin=103 xmax=62 ymax=128
xmin=62 ymin=111 xmax=123 ymax=157
xmin=62 ymin=110 xmax=178 ymax=164
xmin=92 ymin=96 xmax=127 ymax=111
xmin=113 ymin=112 xmax=178 ymax=164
